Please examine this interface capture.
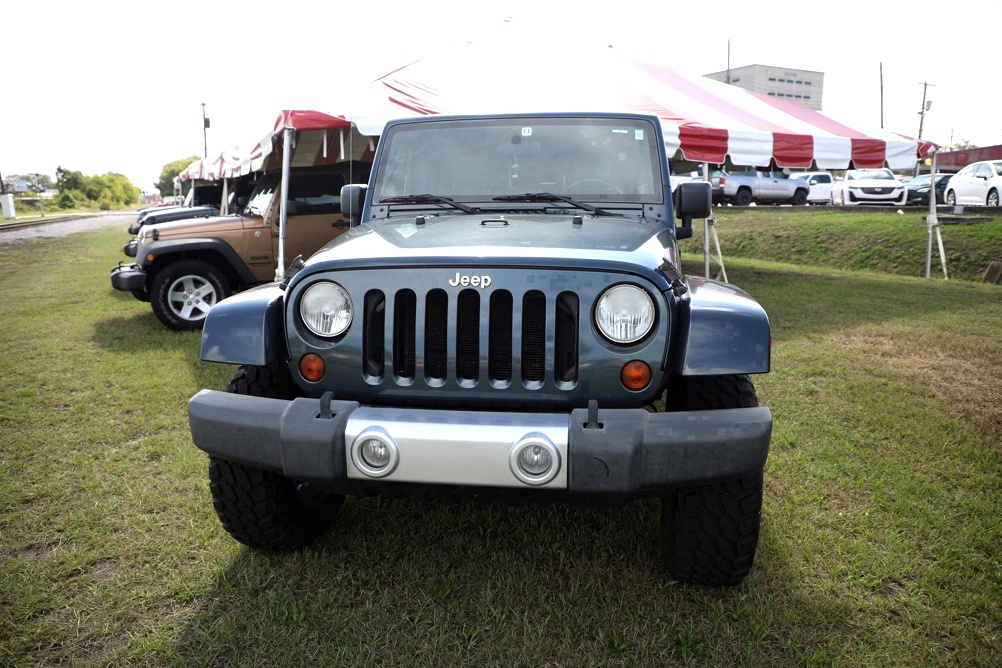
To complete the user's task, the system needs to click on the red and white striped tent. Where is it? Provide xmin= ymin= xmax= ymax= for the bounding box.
xmin=178 ymin=110 xmax=376 ymax=183
xmin=180 ymin=35 xmax=936 ymax=183
xmin=344 ymin=36 xmax=935 ymax=170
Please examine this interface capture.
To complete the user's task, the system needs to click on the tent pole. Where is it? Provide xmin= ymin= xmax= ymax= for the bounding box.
xmin=220 ymin=178 xmax=229 ymax=215
xmin=275 ymin=126 xmax=294 ymax=282
xmin=703 ymin=162 xmax=711 ymax=279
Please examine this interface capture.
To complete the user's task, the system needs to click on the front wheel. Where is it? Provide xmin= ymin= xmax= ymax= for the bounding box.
xmin=791 ymin=190 xmax=808 ymax=206
xmin=946 ymin=190 xmax=957 ymax=207
xmin=150 ymin=260 xmax=230 ymax=330
xmin=988 ymin=189 xmax=999 ymax=207
xmin=660 ymin=374 xmax=764 ymax=585
xmin=208 ymin=362 xmax=344 ymax=550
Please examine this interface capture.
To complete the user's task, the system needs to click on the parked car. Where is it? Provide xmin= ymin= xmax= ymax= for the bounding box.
xmin=110 ymin=163 xmax=369 ymax=330
xmin=943 ymin=160 xmax=1002 ymax=207
xmin=672 ymin=166 xmax=724 ymax=202
xmin=830 ymin=168 xmax=907 ymax=206
xmin=717 ymin=169 xmax=810 ymax=205
xmin=905 ymin=173 xmax=953 ymax=206
xmin=788 ymin=171 xmax=834 ymax=204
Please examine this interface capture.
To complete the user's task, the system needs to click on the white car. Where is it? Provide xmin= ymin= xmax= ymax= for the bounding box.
xmin=789 ymin=171 xmax=833 ymax=204
xmin=943 ymin=160 xmax=1002 ymax=207
xmin=830 ymin=168 xmax=907 ymax=206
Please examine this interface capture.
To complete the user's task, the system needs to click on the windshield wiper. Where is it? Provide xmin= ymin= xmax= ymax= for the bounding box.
xmin=492 ymin=193 xmax=612 ymax=216
xmin=380 ymin=194 xmax=479 ymax=214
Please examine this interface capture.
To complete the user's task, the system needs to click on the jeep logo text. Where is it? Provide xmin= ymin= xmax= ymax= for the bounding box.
xmin=448 ymin=272 xmax=492 ymax=288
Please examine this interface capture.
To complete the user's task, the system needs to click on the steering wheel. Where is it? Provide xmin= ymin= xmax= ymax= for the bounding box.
xmin=563 ymin=179 xmax=623 ymax=195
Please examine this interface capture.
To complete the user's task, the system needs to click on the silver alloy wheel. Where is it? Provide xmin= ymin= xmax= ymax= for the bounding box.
xmin=165 ymin=273 xmax=219 ymax=322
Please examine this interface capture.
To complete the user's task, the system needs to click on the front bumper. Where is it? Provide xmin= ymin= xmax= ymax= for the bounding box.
xmin=110 ymin=262 xmax=147 ymax=293
xmin=847 ymin=190 xmax=907 ymax=205
xmin=188 ymin=390 xmax=772 ymax=496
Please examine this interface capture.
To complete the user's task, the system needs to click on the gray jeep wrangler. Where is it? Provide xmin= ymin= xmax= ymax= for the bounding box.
xmin=187 ymin=113 xmax=772 ymax=585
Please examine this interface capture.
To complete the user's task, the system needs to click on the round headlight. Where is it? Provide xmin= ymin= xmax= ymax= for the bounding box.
xmin=595 ymin=284 xmax=654 ymax=343
xmin=301 ymin=281 xmax=352 ymax=337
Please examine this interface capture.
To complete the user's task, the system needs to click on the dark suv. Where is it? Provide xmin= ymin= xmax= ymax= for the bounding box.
xmin=187 ymin=113 xmax=773 ymax=585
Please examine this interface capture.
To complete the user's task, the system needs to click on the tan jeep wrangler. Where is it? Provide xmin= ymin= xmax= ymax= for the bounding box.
xmin=110 ymin=163 xmax=370 ymax=330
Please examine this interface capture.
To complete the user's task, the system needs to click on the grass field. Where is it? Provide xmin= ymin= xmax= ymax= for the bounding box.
xmin=683 ymin=207 xmax=1002 ymax=284
xmin=1 ymin=218 xmax=1000 ymax=667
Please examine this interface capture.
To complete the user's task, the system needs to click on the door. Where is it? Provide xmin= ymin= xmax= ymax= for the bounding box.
xmin=272 ymin=170 xmax=352 ymax=266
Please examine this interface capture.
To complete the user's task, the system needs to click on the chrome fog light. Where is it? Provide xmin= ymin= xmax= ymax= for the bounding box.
xmin=350 ymin=427 xmax=399 ymax=478
xmin=509 ymin=433 xmax=560 ymax=486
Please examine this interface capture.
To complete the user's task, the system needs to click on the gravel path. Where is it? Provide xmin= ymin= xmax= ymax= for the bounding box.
xmin=0 ymin=212 xmax=135 ymax=247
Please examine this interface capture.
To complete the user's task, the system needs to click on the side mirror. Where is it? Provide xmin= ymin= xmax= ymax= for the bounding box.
xmin=341 ymin=184 xmax=367 ymax=227
xmin=674 ymin=181 xmax=712 ymax=239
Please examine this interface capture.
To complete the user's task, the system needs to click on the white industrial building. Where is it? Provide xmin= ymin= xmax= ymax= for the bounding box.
xmin=705 ymin=64 xmax=824 ymax=110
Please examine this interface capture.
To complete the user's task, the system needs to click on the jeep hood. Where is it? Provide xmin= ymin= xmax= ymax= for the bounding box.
xmin=139 ymin=205 xmax=219 ymax=224
xmin=301 ymin=213 xmax=674 ymax=274
xmin=142 ymin=213 xmax=249 ymax=238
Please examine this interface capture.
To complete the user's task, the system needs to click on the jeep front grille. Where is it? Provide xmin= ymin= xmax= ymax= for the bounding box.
xmin=362 ymin=288 xmax=579 ymax=388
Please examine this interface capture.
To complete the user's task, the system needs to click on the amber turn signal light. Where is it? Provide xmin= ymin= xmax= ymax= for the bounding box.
xmin=299 ymin=353 xmax=326 ymax=382
xmin=620 ymin=360 xmax=652 ymax=391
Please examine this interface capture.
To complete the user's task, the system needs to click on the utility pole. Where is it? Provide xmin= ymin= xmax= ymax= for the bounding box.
xmin=726 ymin=39 xmax=731 ymax=84
xmin=202 ymin=103 xmax=210 ymax=158
xmin=917 ymin=81 xmax=934 ymax=140
xmin=915 ymin=82 xmax=934 ymax=177
xmin=879 ymin=63 xmax=884 ymax=128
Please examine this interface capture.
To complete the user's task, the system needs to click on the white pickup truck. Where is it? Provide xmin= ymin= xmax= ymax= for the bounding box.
xmin=718 ymin=169 xmax=810 ymax=206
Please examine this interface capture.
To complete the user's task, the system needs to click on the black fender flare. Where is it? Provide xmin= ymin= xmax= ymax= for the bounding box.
xmin=136 ymin=238 xmax=259 ymax=287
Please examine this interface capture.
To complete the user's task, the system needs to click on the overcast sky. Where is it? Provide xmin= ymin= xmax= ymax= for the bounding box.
xmin=2 ymin=1 xmax=993 ymax=192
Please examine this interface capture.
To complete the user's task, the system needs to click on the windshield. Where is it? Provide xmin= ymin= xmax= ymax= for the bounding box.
xmin=244 ymin=173 xmax=280 ymax=215
xmin=372 ymin=116 xmax=664 ymax=205
xmin=848 ymin=169 xmax=895 ymax=181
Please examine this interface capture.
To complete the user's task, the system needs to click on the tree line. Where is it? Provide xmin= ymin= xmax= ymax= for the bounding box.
xmin=3 ymin=154 xmax=201 ymax=212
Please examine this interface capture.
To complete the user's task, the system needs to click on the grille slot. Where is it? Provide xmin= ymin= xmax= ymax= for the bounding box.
xmin=363 ymin=290 xmax=385 ymax=377
xmin=456 ymin=290 xmax=480 ymax=381
xmin=488 ymin=291 xmax=513 ymax=382
xmin=521 ymin=291 xmax=546 ymax=383
xmin=424 ymin=289 xmax=448 ymax=380
xmin=554 ymin=291 xmax=579 ymax=383
xmin=393 ymin=290 xmax=416 ymax=378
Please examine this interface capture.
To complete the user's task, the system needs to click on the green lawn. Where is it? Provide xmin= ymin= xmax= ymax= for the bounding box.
xmin=1 ymin=221 xmax=1000 ymax=667
xmin=684 ymin=207 xmax=1002 ymax=284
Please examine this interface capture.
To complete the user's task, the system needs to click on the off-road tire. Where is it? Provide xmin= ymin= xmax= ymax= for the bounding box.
xmin=660 ymin=374 xmax=764 ymax=585
xmin=208 ymin=362 xmax=344 ymax=550
xmin=150 ymin=259 xmax=230 ymax=331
